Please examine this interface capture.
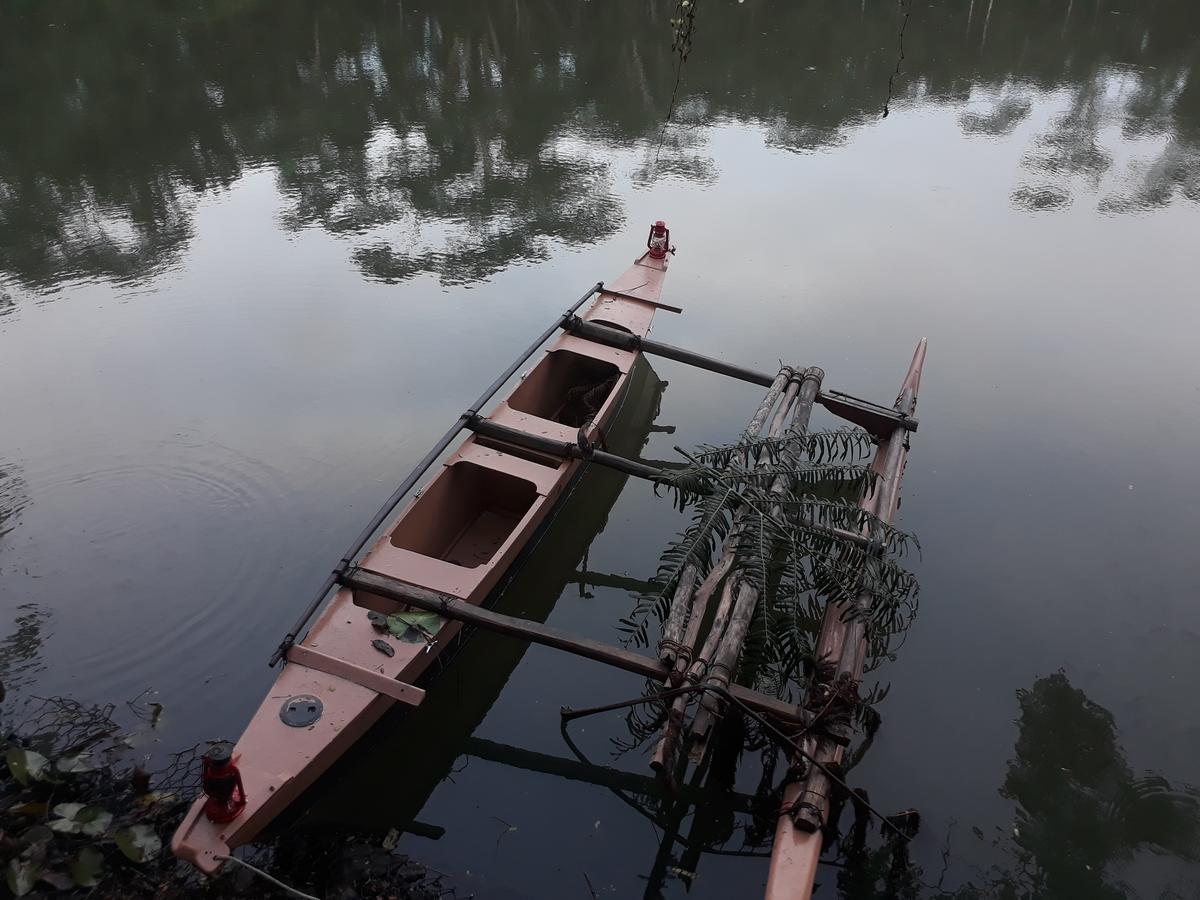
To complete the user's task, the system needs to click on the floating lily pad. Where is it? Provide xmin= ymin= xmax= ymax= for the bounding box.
xmin=6 ymin=748 xmax=50 ymax=785
xmin=370 ymin=638 xmax=395 ymax=657
xmin=68 ymin=846 xmax=106 ymax=886
xmin=5 ymin=859 xmax=39 ymax=897
xmin=48 ymin=803 xmax=84 ymax=832
xmin=49 ymin=804 xmax=112 ymax=836
xmin=115 ymin=825 xmax=161 ymax=863
xmin=55 ymin=752 xmax=97 ymax=774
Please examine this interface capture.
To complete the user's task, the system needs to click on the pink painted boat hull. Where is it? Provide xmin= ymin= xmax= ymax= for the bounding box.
xmin=172 ymin=246 xmax=672 ymax=873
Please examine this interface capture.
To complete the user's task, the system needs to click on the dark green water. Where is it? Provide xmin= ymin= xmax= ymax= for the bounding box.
xmin=2 ymin=1 xmax=1200 ymax=897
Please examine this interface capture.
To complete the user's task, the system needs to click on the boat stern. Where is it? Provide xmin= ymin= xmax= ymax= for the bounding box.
xmin=170 ymin=799 xmax=231 ymax=875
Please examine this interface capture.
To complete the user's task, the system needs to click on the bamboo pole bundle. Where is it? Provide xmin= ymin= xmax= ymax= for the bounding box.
xmin=652 ymin=367 xmax=802 ymax=776
xmin=682 ymin=372 xmax=805 ymax=683
xmin=677 ymin=372 xmax=805 ymax=681
xmin=654 ymin=367 xmax=825 ymax=772
xmin=688 ymin=367 xmax=825 ymax=745
xmin=657 ymin=368 xmax=793 ymax=670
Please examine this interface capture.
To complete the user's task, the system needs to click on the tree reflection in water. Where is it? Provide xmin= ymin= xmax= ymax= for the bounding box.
xmin=0 ymin=1 xmax=1197 ymax=292
xmin=828 ymin=671 xmax=1200 ymax=899
xmin=0 ymin=463 xmax=45 ymax=694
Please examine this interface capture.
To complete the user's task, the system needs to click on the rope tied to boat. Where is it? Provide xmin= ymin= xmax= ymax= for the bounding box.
xmin=575 ymin=420 xmax=608 ymax=457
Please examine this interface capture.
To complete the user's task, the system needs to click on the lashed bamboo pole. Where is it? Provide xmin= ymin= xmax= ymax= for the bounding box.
xmin=689 ymin=367 xmax=825 ymax=743
xmin=652 ymin=369 xmax=802 ymax=775
xmin=745 ymin=368 xmax=796 ymax=443
xmin=668 ymin=369 xmax=799 ymax=675
xmin=684 ymin=371 xmax=809 ymax=685
xmin=679 ymin=373 xmax=804 ymax=680
xmin=658 ymin=368 xmax=793 ymax=669
xmin=657 ymin=566 xmax=699 ymax=667
xmin=655 ymin=368 xmax=825 ymax=772
xmin=763 ymin=339 xmax=926 ymax=900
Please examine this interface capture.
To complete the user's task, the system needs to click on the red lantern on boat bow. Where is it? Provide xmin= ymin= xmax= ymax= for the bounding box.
xmin=201 ymin=743 xmax=246 ymax=824
xmin=646 ymin=220 xmax=670 ymax=259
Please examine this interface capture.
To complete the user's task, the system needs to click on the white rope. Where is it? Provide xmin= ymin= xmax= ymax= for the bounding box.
xmin=217 ymin=854 xmax=321 ymax=900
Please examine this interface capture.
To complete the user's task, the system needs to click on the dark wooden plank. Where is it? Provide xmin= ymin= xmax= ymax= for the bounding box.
xmin=817 ymin=390 xmax=918 ymax=436
xmin=567 ymin=318 xmax=780 ymax=387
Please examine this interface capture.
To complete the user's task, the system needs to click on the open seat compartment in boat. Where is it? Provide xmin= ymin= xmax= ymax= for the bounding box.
xmin=388 ymin=461 xmax=538 ymax=569
xmin=507 ymin=349 xmax=621 ymax=427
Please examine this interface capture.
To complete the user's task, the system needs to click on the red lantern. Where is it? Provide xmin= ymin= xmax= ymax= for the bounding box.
xmin=646 ymin=220 xmax=671 ymax=259
xmin=201 ymin=743 xmax=246 ymax=824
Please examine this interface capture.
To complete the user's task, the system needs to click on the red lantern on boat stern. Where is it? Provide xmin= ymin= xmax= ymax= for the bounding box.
xmin=646 ymin=220 xmax=670 ymax=259
xmin=201 ymin=742 xmax=246 ymax=824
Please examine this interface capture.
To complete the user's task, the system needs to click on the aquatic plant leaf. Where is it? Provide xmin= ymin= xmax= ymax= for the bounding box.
xmin=115 ymin=824 xmax=161 ymax=863
xmin=48 ymin=804 xmax=85 ymax=833
xmin=6 ymin=748 xmax=49 ymax=785
xmin=6 ymin=859 xmax=40 ymax=896
xmin=49 ymin=804 xmax=112 ymax=836
xmin=79 ymin=808 xmax=113 ymax=837
xmin=55 ymin=752 xmax=97 ymax=774
xmin=387 ymin=612 xmax=444 ymax=642
xmin=68 ymin=846 xmax=105 ymax=887
xmin=622 ymin=419 xmax=920 ymax=711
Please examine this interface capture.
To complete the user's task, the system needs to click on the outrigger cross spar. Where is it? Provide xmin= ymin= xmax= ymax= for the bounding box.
xmin=173 ymin=222 xmax=926 ymax=900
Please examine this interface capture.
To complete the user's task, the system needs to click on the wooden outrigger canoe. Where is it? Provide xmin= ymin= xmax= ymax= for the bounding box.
xmin=172 ymin=224 xmax=675 ymax=873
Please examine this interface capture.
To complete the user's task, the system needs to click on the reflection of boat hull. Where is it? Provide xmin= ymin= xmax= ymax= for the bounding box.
xmin=172 ymin=244 xmax=672 ymax=873
xmin=285 ymin=356 xmax=666 ymax=834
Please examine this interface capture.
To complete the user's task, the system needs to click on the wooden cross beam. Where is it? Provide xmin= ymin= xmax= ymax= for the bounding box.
xmin=340 ymin=566 xmax=809 ymax=727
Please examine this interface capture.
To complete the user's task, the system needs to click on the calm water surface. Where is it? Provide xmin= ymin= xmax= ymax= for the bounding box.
xmin=3 ymin=1 xmax=1200 ymax=897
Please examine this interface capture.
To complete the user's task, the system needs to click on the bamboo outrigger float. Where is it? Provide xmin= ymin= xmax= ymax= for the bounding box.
xmin=172 ymin=221 xmax=926 ymax=900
